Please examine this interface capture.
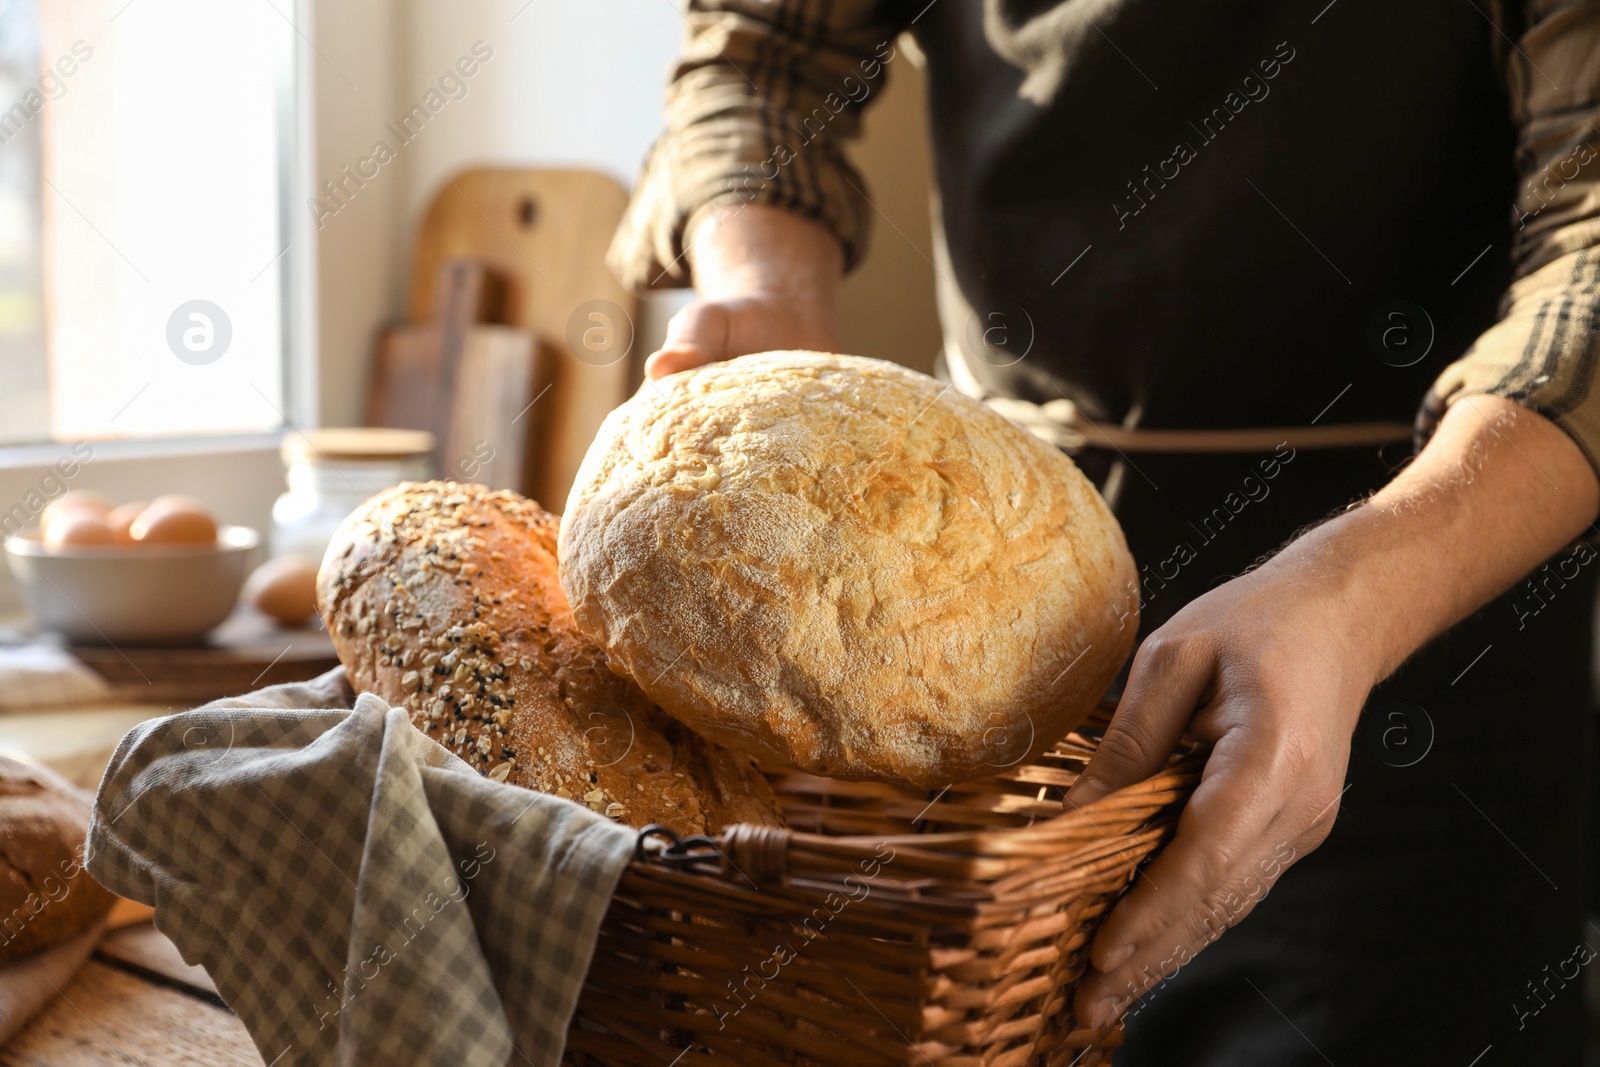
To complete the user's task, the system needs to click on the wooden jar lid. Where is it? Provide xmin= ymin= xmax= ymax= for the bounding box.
xmin=280 ymin=428 xmax=435 ymax=465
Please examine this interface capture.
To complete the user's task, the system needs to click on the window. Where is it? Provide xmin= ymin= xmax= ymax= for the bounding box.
xmin=0 ymin=0 xmax=299 ymax=447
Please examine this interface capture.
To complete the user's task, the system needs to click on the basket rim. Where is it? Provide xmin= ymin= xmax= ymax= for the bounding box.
xmin=632 ymin=713 xmax=1208 ymax=890
xmin=712 ymin=750 xmax=1204 ymax=854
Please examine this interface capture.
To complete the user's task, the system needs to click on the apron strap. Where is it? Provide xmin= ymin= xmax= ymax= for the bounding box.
xmin=977 ymin=394 xmax=1414 ymax=455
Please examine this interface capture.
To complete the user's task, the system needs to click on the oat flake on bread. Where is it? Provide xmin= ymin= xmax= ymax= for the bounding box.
xmin=559 ymin=351 xmax=1139 ymax=788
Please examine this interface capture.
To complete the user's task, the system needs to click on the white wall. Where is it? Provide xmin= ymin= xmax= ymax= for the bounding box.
xmin=839 ymin=55 xmax=940 ymax=374
xmin=400 ymin=0 xmax=936 ymax=376
xmin=310 ymin=0 xmax=409 ymax=427
xmin=309 ymin=0 xmax=691 ymax=427
xmin=400 ymin=0 xmax=683 ymax=228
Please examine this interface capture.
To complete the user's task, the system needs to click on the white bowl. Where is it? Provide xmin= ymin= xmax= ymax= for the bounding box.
xmin=4 ymin=526 xmax=261 ymax=645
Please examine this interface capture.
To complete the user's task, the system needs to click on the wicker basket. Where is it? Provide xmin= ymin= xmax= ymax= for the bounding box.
xmin=564 ymin=706 xmax=1205 ymax=1066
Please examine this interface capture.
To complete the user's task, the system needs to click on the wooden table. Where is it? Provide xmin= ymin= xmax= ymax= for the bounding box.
xmin=65 ymin=613 xmax=339 ymax=707
xmin=0 ymin=629 xmax=300 ymax=1066
xmin=0 ymin=925 xmax=263 ymax=1066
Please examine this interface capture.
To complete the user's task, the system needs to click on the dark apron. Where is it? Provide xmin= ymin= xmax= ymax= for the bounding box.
xmin=909 ymin=0 xmax=1594 ymax=1061
xmin=1102 ymin=448 xmax=1592 ymax=1066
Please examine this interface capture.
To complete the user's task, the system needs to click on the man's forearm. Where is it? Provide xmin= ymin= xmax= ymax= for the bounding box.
xmin=646 ymin=205 xmax=845 ymax=377
xmin=1072 ymin=395 xmax=1599 ymax=1023
xmin=1263 ymin=395 xmax=1599 ymax=688
xmin=688 ymin=204 xmax=843 ymax=306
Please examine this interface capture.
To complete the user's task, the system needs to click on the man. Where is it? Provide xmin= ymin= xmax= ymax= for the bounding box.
xmin=610 ymin=1 xmax=1600 ymax=1061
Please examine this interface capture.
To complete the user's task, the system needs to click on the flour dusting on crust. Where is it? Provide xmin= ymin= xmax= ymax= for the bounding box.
xmin=559 ymin=353 xmax=1139 ymax=788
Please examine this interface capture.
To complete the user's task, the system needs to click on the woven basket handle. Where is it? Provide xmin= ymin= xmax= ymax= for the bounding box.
xmin=719 ymin=823 xmax=794 ymax=883
xmin=634 ymin=823 xmax=795 ymax=884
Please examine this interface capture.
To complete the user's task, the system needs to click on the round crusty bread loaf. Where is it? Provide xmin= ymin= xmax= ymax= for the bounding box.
xmin=559 ymin=352 xmax=1139 ymax=788
xmin=0 ymin=753 xmax=117 ymax=962
xmin=317 ymin=482 xmax=783 ymax=834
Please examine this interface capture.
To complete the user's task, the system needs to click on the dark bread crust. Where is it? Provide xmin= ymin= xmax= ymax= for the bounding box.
xmin=317 ymin=482 xmax=783 ymax=834
xmin=0 ymin=755 xmax=116 ymax=962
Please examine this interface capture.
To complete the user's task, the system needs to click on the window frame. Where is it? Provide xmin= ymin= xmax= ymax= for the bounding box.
xmin=0 ymin=0 xmax=320 ymax=615
xmin=0 ymin=0 xmax=320 ymax=469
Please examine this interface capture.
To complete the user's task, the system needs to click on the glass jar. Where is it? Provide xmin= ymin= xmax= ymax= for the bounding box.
xmin=271 ymin=428 xmax=434 ymax=563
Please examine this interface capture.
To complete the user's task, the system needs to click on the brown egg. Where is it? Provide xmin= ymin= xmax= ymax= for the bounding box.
xmin=44 ymin=511 xmax=116 ymax=547
xmin=107 ymin=501 xmax=148 ymax=544
xmin=39 ymin=491 xmax=112 ymax=531
xmin=243 ymin=556 xmax=319 ymax=626
xmin=129 ymin=496 xmax=218 ymax=545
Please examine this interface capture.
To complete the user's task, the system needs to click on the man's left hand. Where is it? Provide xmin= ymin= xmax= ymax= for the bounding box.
xmin=1066 ymin=394 xmax=1599 ymax=1030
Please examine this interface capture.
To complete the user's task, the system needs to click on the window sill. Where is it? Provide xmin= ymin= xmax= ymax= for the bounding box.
xmin=0 ymin=432 xmax=285 ymax=471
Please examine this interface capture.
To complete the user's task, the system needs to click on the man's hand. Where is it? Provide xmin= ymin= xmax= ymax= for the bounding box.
xmin=1066 ymin=548 xmax=1374 ymax=1027
xmin=1067 ymin=394 xmax=1599 ymax=1028
xmin=646 ymin=204 xmax=843 ymax=379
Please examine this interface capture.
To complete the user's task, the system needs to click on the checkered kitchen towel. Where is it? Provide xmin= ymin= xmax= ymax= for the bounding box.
xmin=84 ymin=668 xmax=635 ymax=1067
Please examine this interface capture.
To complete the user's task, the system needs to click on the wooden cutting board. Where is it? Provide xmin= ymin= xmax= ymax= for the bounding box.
xmin=367 ymin=259 xmax=507 ymax=471
xmin=439 ymin=327 xmax=548 ymax=492
xmin=68 ymin=611 xmax=338 ymax=704
xmin=405 ymin=169 xmax=638 ymax=510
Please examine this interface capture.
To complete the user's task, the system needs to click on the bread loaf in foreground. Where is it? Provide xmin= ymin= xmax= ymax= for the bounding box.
xmin=560 ymin=352 xmax=1139 ymax=788
xmin=317 ymin=482 xmax=783 ymax=834
xmin=0 ymin=754 xmax=116 ymax=962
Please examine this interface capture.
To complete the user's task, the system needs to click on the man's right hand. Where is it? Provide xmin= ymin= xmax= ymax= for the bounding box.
xmin=645 ymin=204 xmax=844 ymax=380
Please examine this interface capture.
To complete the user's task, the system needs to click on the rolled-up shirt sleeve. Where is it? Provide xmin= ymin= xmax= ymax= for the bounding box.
xmin=609 ymin=0 xmax=912 ymax=290
xmin=1420 ymin=0 xmax=1600 ymax=474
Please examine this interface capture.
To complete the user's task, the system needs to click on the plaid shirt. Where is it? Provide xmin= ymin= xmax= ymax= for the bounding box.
xmin=612 ymin=0 xmax=1600 ymax=474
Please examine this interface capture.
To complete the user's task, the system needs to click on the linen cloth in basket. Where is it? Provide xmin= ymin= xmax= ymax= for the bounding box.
xmin=84 ymin=668 xmax=634 ymax=1067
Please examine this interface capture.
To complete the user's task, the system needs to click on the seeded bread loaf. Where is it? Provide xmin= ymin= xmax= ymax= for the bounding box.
xmin=0 ymin=754 xmax=117 ymax=962
xmin=317 ymin=482 xmax=783 ymax=833
xmin=560 ymin=352 xmax=1139 ymax=788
